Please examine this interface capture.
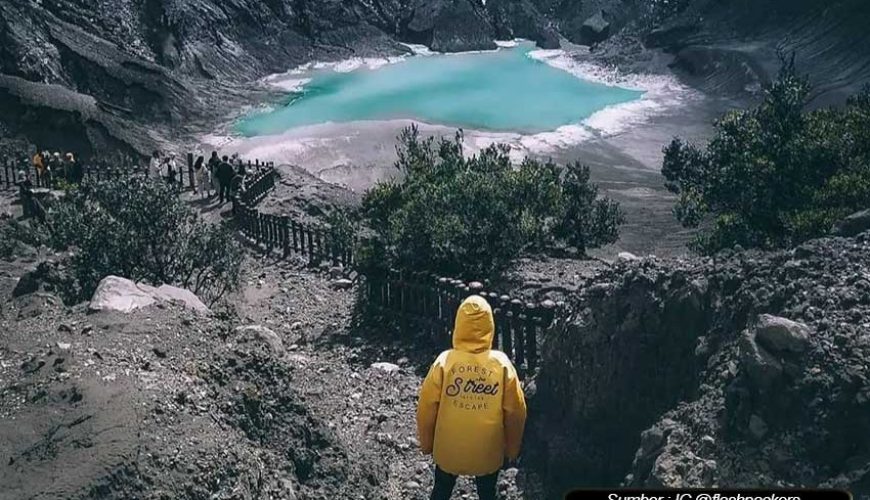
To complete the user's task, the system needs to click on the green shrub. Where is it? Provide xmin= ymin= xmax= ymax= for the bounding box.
xmin=359 ymin=126 xmax=624 ymax=279
xmin=324 ymin=208 xmax=357 ymax=259
xmin=554 ymin=162 xmax=625 ymax=251
xmin=47 ymin=177 xmax=243 ymax=304
xmin=662 ymin=60 xmax=870 ymax=253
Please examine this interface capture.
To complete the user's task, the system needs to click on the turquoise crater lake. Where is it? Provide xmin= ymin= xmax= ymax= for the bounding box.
xmin=235 ymin=44 xmax=644 ymax=136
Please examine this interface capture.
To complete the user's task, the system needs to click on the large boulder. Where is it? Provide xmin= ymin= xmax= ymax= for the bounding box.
xmin=754 ymin=314 xmax=811 ymax=353
xmin=579 ymin=11 xmax=610 ymax=45
xmin=833 ymin=209 xmax=870 ymax=237
xmin=140 ymin=283 xmax=210 ymax=314
xmin=738 ymin=329 xmax=783 ymax=393
xmin=88 ymin=276 xmax=208 ymax=314
xmin=235 ymin=325 xmax=284 ymax=354
xmin=89 ymin=276 xmax=156 ymax=313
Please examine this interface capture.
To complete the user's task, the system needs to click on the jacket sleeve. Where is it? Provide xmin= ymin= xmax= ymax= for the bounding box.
xmin=503 ymin=361 xmax=527 ymax=460
xmin=416 ymin=356 xmax=444 ymax=455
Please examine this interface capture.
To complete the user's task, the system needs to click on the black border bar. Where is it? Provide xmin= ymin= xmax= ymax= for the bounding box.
xmin=565 ymin=489 xmax=852 ymax=500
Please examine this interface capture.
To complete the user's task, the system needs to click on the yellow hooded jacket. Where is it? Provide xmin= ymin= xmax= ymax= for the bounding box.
xmin=416 ymin=295 xmax=527 ymax=476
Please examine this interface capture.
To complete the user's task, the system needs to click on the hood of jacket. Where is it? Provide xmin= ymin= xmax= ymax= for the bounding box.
xmin=452 ymin=295 xmax=494 ymax=353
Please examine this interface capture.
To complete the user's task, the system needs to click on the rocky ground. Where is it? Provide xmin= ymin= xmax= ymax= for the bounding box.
xmin=4 ymin=146 xmax=870 ymax=499
xmin=0 ymin=186 xmax=541 ymax=500
xmin=530 ymin=227 xmax=870 ymax=498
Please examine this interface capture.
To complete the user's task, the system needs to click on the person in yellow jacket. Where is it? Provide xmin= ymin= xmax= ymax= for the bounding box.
xmin=416 ymin=294 xmax=527 ymax=500
xmin=31 ymin=151 xmax=44 ymax=177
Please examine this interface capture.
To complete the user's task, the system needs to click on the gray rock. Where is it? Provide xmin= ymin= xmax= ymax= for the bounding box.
xmin=738 ymin=329 xmax=783 ymax=392
xmin=12 ymin=271 xmax=40 ymax=297
xmin=88 ymin=276 xmax=156 ymax=313
xmin=89 ymin=276 xmax=209 ymax=314
xmin=833 ymin=209 xmax=870 ymax=237
xmin=148 ymin=284 xmax=210 ymax=314
xmin=328 ymin=266 xmax=345 ymax=279
xmin=618 ymin=251 xmax=640 ymax=261
xmin=580 ymin=11 xmax=610 ymax=45
xmin=235 ymin=325 xmax=284 ymax=354
xmin=755 ymin=314 xmax=811 ymax=353
xmin=371 ymin=362 xmax=401 ymax=374
xmin=331 ymin=278 xmax=354 ymax=290
xmin=538 ymin=27 xmax=561 ymax=50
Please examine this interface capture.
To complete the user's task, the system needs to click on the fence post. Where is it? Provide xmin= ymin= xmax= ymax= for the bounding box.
xmin=305 ymin=227 xmax=314 ymax=263
xmin=281 ymin=217 xmax=289 ymax=258
xmin=490 ymin=293 xmax=504 ymax=350
xmin=187 ymin=152 xmax=194 ymax=191
xmin=291 ymin=221 xmax=299 ymax=252
xmin=330 ymin=230 xmax=339 ymax=266
xmin=318 ymin=230 xmax=327 ymax=264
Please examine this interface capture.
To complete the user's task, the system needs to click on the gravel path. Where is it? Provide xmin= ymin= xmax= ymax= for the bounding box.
xmin=235 ymin=254 xmax=541 ymax=499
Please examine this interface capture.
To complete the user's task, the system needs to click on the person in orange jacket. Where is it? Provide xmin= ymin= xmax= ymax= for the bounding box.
xmin=416 ymin=294 xmax=527 ymax=500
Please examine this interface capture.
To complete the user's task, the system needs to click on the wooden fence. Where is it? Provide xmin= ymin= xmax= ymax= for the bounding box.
xmin=233 ymin=166 xmax=565 ymax=375
xmin=364 ymin=271 xmax=559 ymax=375
xmin=234 ymin=167 xmax=355 ymax=267
xmin=0 ymin=154 xmax=144 ymax=189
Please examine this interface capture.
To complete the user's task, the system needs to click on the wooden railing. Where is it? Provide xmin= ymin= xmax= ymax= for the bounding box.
xmin=234 ymin=167 xmax=355 ymax=268
xmin=0 ymin=154 xmax=143 ymax=189
xmin=365 ymin=271 xmax=559 ymax=375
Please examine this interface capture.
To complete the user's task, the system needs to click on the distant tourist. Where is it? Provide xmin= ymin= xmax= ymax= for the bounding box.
xmin=216 ymin=155 xmax=235 ymax=204
xmin=229 ymin=165 xmax=246 ymax=215
xmin=65 ymin=153 xmax=82 ymax=184
xmin=17 ymin=169 xmax=33 ymax=217
xmin=207 ymin=151 xmax=220 ymax=197
xmin=148 ymin=151 xmax=161 ymax=180
xmin=194 ymin=155 xmax=210 ymax=197
xmin=416 ymin=295 xmax=527 ymax=500
xmin=166 ymin=152 xmax=179 ymax=188
xmin=17 ymin=170 xmax=43 ymax=221
xmin=31 ymin=150 xmax=44 ymax=178
xmin=47 ymin=152 xmax=63 ymax=188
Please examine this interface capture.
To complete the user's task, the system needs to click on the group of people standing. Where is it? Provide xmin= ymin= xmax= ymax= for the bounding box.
xmin=148 ymin=150 xmax=247 ymax=210
xmin=30 ymin=150 xmax=82 ymax=187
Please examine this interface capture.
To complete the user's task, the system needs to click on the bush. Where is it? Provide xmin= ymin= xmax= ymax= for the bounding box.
xmin=555 ymin=162 xmax=626 ymax=250
xmin=662 ymin=59 xmax=870 ymax=253
xmin=47 ymin=176 xmax=244 ymax=304
xmin=358 ymin=126 xmax=624 ymax=279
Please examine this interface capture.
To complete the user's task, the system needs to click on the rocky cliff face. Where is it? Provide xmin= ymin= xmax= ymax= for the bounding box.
xmin=528 ymin=230 xmax=870 ymax=496
xmin=595 ymin=0 xmax=870 ymax=103
xmin=2 ymin=0 xmax=869 ymax=157
xmin=0 ymin=0 xmax=550 ymax=157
